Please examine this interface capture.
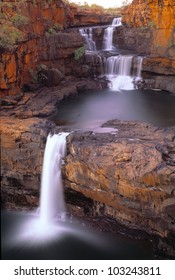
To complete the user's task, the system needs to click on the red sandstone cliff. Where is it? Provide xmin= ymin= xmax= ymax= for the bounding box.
xmin=0 ymin=0 xmax=175 ymax=95
xmin=122 ymin=0 xmax=175 ymax=58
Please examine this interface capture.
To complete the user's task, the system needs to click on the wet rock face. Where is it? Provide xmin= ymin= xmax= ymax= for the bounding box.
xmin=0 ymin=117 xmax=55 ymax=209
xmin=63 ymin=120 xmax=175 ymax=255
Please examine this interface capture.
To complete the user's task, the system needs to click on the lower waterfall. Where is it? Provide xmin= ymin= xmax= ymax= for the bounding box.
xmin=40 ymin=132 xmax=69 ymax=226
xmin=101 ymin=55 xmax=143 ymax=90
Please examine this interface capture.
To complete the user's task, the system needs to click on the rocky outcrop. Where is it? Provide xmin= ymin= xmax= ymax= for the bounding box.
xmin=122 ymin=0 xmax=175 ymax=59
xmin=0 ymin=0 xmax=88 ymax=96
xmin=0 ymin=76 xmax=107 ymax=209
xmin=115 ymin=0 xmax=175 ymax=93
xmin=0 ymin=116 xmax=55 ymax=209
xmin=66 ymin=5 xmax=114 ymax=27
xmin=0 ymin=1 xmax=118 ymax=96
xmin=63 ymin=120 xmax=175 ymax=256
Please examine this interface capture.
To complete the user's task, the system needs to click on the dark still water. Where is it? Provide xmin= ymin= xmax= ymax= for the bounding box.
xmin=1 ymin=211 xmax=154 ymax=260
xmin=52 ymin=89 xmax=175 ymax=129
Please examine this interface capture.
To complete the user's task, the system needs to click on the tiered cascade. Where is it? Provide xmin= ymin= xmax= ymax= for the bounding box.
xmin=79 ymin=18 xmax=143 ymax=91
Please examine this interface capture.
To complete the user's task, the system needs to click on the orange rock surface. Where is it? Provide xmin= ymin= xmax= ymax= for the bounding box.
xmin=0 ymin=0 xmax=65 ymax=96
xmin=122 ymin=0 xmax=175 ymax=58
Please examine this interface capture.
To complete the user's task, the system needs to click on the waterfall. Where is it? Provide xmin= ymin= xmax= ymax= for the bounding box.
xmin=103 ymin=17 xmax=122 ymax=50
xmin=79 ymin=16 xmax=143 ymax=91
xmin=102 ymin=55 xmax=143 ymax=91
xmin=79 ymin=27 xmax=96 ymax=51
xmin=40 ymin=132 xmax=69 ymax=226
xmin=135 ymin=56 xmax=143 ymax=79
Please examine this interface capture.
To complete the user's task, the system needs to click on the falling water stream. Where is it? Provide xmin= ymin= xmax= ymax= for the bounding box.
xmin=103 ymin=17 xmax=122 ymax=50
xmin=40 ymin=133 xmax=69 ymax=225
xmin=1 ymin=131 xmax=154 ymax=260
xmin=79 ymin=17 xmax=144 ymax=90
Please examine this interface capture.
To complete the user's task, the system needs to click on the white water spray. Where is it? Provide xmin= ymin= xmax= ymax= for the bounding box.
xmin=101 ymin=55 xmax=143 ymax=90
xmin=103 ymin=17 xmax=122 ymax=50
xmin=40 ymin=132 xmax=69 ymax=226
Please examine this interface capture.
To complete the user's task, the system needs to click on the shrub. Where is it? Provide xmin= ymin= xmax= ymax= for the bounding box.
xmin=74 ymin=45 xmax=86 ymax=61
xmin=47 ymin=27 xmax=57 ymax=35
xmin=0 ymin=26 xmax=23 ymax=50
xmin=36 ymin=64 xmax=48 ymax=84
xmin=11 ymin=14 xmax=29 ymax=28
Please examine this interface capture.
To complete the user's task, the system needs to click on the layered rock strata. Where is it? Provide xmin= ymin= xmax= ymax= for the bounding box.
xmin=0 ymin=77 xmax=106 ymax=209
xmin=115 ymin=0 xmax=175 ymax=93
xmin=63 ymin=120 xmax=175 ymax=256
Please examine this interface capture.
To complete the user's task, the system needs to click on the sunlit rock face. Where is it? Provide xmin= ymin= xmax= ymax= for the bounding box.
xmin=0 ymin=0 xmax=85 ymax=96
xmin=115 ymin=0 xmax=175 ymax=93
xmin=122 ymin=0 xmax=175 ymax=58
xmin=63 ymin=120 xmax=175 ymax=256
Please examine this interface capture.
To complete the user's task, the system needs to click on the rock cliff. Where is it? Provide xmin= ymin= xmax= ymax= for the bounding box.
xmin=1 ymin=0 xmax=175 ymax=258
xmin=115 ymin=0 xmax=175 ymax=92
xmin=0 ymin=0 xmax=86 ymax=96
xmin=63 ymin=121 xmax=175 ymax=257
xmin=0 ymin=1 xmax=115 ymax=96
xmin=1 ymin=0 xmax=174 ymax=95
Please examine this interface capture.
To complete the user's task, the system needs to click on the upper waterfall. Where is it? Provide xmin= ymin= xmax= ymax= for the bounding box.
xmin=103 ymin=17 xmax=122 ymax=51
xmin=79 ymin=17 xmax=143 ymax=91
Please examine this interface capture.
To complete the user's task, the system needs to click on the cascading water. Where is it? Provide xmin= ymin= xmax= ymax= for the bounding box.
xmin=135 ymin=56 xmax=143 ymax=79
xmin=101 ymin=55 xmax=143 ymax=90
xmin=102 ymin=55 xmax=134 ymax=90
xmin=79 ymin=17 xmax=143 ymax=91
xmin=40 ymin=132 xmax=69 ymax=226
xmin=79 ymin=27 xmax=96 ymax=51
xmin=103 ymin=17 xmax=122 ymax=51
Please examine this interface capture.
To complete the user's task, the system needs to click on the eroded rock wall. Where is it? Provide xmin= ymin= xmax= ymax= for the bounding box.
xmin=0 ymin=0 xmax=86 ymax=96
xmin=63 ymin=121 xmax=175 ymax=256
xmin=121 ymin=0 xmax=175 ymax=58
xmin=0 ymin=117 xmax=55 ymax=209
xmin=114 ymin=0 xmax=175 ymax=93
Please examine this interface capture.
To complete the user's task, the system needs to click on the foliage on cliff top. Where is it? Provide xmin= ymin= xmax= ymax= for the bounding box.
xmin=67 ymin=1 xmax=122 ymax=15
xmin=0 ymin=1 xmax=29 ymax=50
xmin=66 ymin=0 xmax=131 ymax=15
xmin=0 ymin=0 xmax=65 ymax=51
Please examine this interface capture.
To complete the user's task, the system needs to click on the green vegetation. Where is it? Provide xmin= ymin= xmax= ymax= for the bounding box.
xmin=67 ymin=1 xmax=120 ymax=15
xmin=29 ymin=64 xmax=48 ymax=84
xmin=74 ymin=45 xmax=86 ymax=61
xmin=36 ymin=64 xmax=48 ymax=84
xmin=148 ymin=20 xmax=155 ymax=28
xmin=47 ymin=27 xmax=57 ymax=35
xmin=0 ymin=1 xmax=29 ymax=50
xmin=11 ymin=14 xmax=29 ymax=27
xmin=47 ymin=23 xmax=63 ymax=35
xmin=0 ymin=26 xmax=23 ymax=50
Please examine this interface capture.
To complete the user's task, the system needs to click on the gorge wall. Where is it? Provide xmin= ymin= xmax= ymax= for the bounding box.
xmin=1 ymin=0 xmax=175 ymax=95
xmin=115 ymin=0 xmax=175 ymax=92
xmin=1 ymin=0 xmax=175 ymax=258
xmin=0 ymin=0 xmax=113 ymax=97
